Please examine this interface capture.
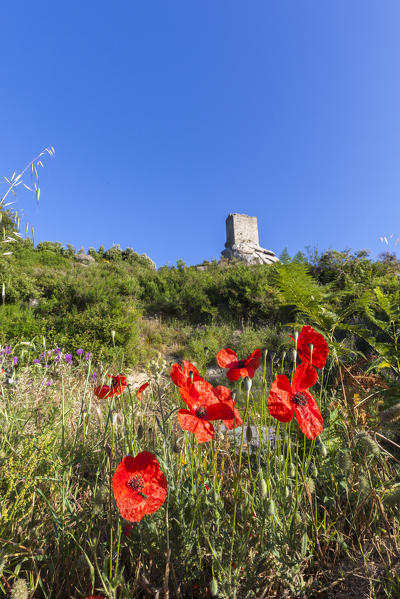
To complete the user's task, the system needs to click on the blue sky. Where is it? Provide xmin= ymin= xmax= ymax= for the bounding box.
xmin=1 ymin=1 xmax=400 ymax=266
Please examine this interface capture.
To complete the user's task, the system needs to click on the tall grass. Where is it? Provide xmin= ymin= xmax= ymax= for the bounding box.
xmin=0 ymin=341 xmax=399 ymax=598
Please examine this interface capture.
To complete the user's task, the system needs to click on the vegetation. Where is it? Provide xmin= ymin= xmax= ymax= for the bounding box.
xmin=1 ymin=201 xmax=400 ymax=597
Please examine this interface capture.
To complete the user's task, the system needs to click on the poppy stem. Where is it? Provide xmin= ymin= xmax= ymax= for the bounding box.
xmin=228 ymin=386 xmax=250 ymax=588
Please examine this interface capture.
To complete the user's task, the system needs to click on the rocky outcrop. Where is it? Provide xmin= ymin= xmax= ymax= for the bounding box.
xmin=222 ymin=241 xmax=279 ymax=265
xmin=221 ymin=213 xmax=279 ymax=265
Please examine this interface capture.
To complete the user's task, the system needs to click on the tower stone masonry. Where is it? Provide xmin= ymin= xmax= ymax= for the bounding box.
xmin=221 ymin=213 xmax=279 ymax=265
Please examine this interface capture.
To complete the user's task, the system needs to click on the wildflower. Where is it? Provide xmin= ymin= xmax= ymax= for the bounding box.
xmin=170 ymin=360 xmax=202 ymax=389
xmin=12 ymin=356 xmax=18 ymax=365
xmin=136 ymin=381 xmax=149 ymax=400
xmin=212 ymin=385 xmax=243 ymax=429
xmin=4 ymin=346 xmax=12 ymax=355
xmin=32 ymin=359 xmax=40 ymax=365
xmin=112 ymin=451 xmax=168 ymax=522
xmin=178 ymin=380 xmax=235 ymax=443
xmin=85 ymin=351 xmax=92 ymax=360
xmin=46 ymin=380 xmax=53 ymax=387
xmin=76 ymin=348 xmax=84 ymax=355
xmin=291 ymin=325 xmax=329 ymax=369
xmin=54 ymin=347 xmax=61 ymax=354
xmin=217 ymin=348 xmax=261 ymax=381
xmin=64 ymin=353 xmax=73 ymax=364
xmin=92 ymin=372 xmax=97 ymax=381
xmin=268 ymin=362 xmax=323 ymax=439
xmin=94 ymin=374 xmax=127 ymax=399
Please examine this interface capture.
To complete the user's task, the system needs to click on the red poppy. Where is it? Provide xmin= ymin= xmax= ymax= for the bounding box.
xmin=292 ymin=325 xmax=329 ymax=369
xmin=94 ymin=374 xmax=127 ymax=399
xmin=112 ymin=451 xmax=168 ymax=522
xmin=85 ymin=596 xmax=105 ymax=599
xmin=268 ymin=362 xmax=323 ymax=439
xmin=170 ymin=360 xmax=202 ymax=389
xmin=217 ymin=348 xmax=261 ymax=381
xmin=178 ymin=380 xmax=235 ymax=443
xmin=136 ymin=381 xmax=149 ymax=400
xmin=213 ymin=385 xmax=243 ymax=430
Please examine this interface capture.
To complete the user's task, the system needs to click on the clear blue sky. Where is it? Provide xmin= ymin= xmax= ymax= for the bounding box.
xmin=1 ymin=1 xmax=400 ymax=266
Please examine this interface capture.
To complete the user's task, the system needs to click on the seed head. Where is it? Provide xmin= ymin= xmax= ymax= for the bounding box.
xmin=379 ymin=403 xmax=400 ymax=424
xmin=11 ymin=579 xmax=28 ymax=599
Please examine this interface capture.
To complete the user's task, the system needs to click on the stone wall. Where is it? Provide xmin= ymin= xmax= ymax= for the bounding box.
xmin=226 ymin=214 xmax=260 ymax=247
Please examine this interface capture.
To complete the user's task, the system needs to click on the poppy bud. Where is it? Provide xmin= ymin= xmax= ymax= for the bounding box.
xmin=210 ymin=578 xmax=218 ymax=597
xmin=311 ymin=464 xmax=318 ymax=478
xmin=338 ymin=450 xmax=352 ymax=473
xmin=319 ymin=442 xmax=328 ymax=458
xmin=104 ymin=444 xmax=111 ymax=457
xmin=292 ymin=348 xmax=297 ymax=362
xmin=305 ymin=477 xmax=315 ymax=495
xmin=284 ymin=485 xmax=290 ymax=498
xmin=265 ymin=498 xmax=275 ymax=516
xmin=308 ymin=343 xmax=314 ymax=364
xmin=246 ymin=425 xmax=253 ymax=444
xmin=243 ymin=376 xmax=252 ymax=392
xmin=259 ymin=476 xmax=267 ymax=499
xmin=288 ymin=463 xmax=296 ymax=478
xmin=231 ymin=390 xmax=237 ymax=401
xmin=137 ymin=424 xmax=144 ymax=439
xmin=294 ymin=330 xmax=299 ymax=344
xmin=358 ymin=475 xmax=370 ymax=498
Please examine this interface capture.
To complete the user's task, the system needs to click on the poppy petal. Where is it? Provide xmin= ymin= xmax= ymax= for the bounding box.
xmin=136 ymin=381 xmax=149 ymax=400
xmin=217 ymin=348 xmax=238 ymax=368
xmin=226 ymin=368 xmax=242 ymax=381
xmin=294 ymin=391 xmax=323 ymax=439
xmin=292 ymin=363 xmax=318 ymax=392
xmin=94 ymin=385 xmax=112 ymax=399
xmin=297 ymin=325 xmax=329 ymax=369
xmin=268 ymin=376 xmax=294 ymax=422
xmin=205 ymin=402 xmax=235 ymax=421
xmin=223 ymin=406 xmax=243 ymax=430
xmin=177 ymin=409 xmax=215 ymax=443
xmin=246 ymin=349 xmax=262 ymax=370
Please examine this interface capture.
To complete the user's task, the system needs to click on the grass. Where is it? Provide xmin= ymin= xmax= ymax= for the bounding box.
xmin=0 ymin=341 xmax=399 ymax=598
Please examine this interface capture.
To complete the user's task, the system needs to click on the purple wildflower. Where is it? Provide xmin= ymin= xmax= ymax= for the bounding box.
xmin=12 ymin=356 xmax=18 ymax=365
xmin=54 ymin=347 xmax=61 ymax=355
xmin=64 ymin=354 xmax=73 ymax=364
xmin=76 ymin=348 xmax=84 ymax=355
xmin=85 ymin=352 xmax=92 ymax=360
xmin=55 ymin=355 xmax=61 ymax=362
xmin=40 ymin=352 xmax=45 ymax=360
xmin=32 ymin=359 xmax=40 ymax=365
xmin=4 ymin=346 xmax=12 ymax=355
xmin=46 ymin=380 xmax=53 ymax=387
xmin=91 ymin=372 xmax=97 ymax=381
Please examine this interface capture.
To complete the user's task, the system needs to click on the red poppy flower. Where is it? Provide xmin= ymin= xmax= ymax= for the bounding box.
xmin=217 ymin=348 xmax=261 ymax=381
xmin=136 ymin=381 xmax=149 ymax=400
xmin=170 ymin=360 xmax=202 ymax=389
xmin=94 ymin=374 xmax=127 ymax=399
xmin=178 ymin=380 xmax=235 ymax=443
xmin=85 ymin=596 xmax=105 ymax=599
xmin=293 ymin=325 xmax=329 ymax=369
xmin=112 ymin=451 xmax=168 ymax=522
xmin=213 ymin=385 xmax=243 ymax=430
xmin=268 ymin=362 xmax=323 ymax=439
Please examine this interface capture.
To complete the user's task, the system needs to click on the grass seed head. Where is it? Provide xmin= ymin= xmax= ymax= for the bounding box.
xmin=379 ymin=403 xmax=400 ymax=424
xmin=383 ymin=487 xmax=400 ymax=507
xmin=11 ymin=579 xmax=28 ymax=599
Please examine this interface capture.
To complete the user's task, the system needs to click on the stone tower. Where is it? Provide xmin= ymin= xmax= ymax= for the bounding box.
xmin=221 ymin=213 xmax=279 ymax=265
